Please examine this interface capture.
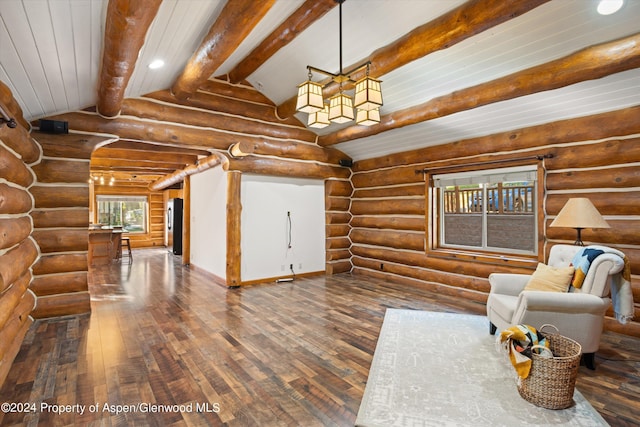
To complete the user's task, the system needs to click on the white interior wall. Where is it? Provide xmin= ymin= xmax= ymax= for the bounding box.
xmin=241 ymin=175 xmax=325 ymax=282
xmin=190 ymin=167 xmax=227 ymax=279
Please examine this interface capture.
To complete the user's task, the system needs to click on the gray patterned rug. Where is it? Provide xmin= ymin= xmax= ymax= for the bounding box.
xmin=356 ymin=310 xmax=608 ymax=427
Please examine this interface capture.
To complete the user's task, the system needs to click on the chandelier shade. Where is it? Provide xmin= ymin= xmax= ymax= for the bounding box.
xmin=354 ymin=76 xmax=382 ymax=111
xmin=294 ymin=0 xmax=382 ymax=128
xmin=356 ymin=108 xmax=380 ymax=126
xmin=328 ymin=92 xmax=354 ymax=123
xmin=307 ymin=104 xmax=330 ymax=128
xmin=295 ymin=80 xmax=324 ymax=113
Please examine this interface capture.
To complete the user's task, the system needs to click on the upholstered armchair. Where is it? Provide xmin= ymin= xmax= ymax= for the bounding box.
xmin=486 ymin=244 xmax=626 ymax=369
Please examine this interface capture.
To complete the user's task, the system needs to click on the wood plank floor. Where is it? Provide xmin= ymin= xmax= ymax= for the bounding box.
xmin=1 ymin=248 xmax=638 ymax=426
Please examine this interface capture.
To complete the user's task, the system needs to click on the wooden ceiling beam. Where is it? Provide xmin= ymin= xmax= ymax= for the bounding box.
xmin=104 ymin=140 xmax=211 ymax=157
xmin=276 ymin=0 xmax=550 ymax=119
xmin=122 ymin=98 xmax=316 ymax=143
xmin=91 ymin=157 xmax=188 ymax=171
xmin=319 ymin=32 xmax=640 ymax=146
xmin=227 ymin=0 xmax=337 ymax=84
xmin=171 ymin=0 xmax=276 ymax=100
xmin=149 ymin=152 xmax=228 ymax=191
xmin=146 ymin=90 xmax=302 ymax=126
xmin=92 ymin=147 xmax=198 ymax=164
xmin=97 ymin=0 xmax=162 ymax=117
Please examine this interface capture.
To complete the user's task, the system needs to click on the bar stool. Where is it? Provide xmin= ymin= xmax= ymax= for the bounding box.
xmin=121 ymin=237 xmax=132 ymax=264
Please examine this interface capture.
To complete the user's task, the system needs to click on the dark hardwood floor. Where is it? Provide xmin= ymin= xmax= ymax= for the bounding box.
xmin=1 ymin=248 xmax=638 ymax=426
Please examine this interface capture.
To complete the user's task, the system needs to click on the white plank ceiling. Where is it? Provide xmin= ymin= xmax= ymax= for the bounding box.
xmin=1 ymin=0 xmax=639 ymax=161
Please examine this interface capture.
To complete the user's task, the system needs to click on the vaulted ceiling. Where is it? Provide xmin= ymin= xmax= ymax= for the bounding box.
xmin=1 ymin=0 xmax=638 ymax=180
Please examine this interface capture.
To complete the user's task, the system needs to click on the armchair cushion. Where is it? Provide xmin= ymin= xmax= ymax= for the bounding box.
xmin=523 ymin=263 xmax=574 ymax=293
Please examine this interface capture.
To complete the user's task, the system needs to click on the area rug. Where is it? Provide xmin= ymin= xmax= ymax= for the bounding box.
xmin=356 ymin=310 xmax=608 ymax=426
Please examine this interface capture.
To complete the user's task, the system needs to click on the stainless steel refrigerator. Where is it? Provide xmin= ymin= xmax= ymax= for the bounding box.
xmin=167 ymin=198 xmax=183 ymax=255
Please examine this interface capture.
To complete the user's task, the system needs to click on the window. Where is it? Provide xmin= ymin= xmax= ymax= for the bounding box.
xmin=431 ymin=165 xmax=538 ymax=255
xmin=96 ymin=195 xmax=148 ymax=233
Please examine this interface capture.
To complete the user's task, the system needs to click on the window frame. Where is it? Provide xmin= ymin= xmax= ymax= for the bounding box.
xmin=95 ymin=195 xmax=149 ymax=234
xmin=426 ymin=161 xmax=544 ymax=265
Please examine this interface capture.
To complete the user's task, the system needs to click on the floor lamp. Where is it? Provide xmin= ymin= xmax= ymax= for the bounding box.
xmin=549 ymin=197 xmax=610 ymax=246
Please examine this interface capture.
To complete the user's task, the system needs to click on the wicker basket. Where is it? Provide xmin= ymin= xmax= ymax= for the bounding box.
xmin=517 ymin=325 xmax=582 ymax=410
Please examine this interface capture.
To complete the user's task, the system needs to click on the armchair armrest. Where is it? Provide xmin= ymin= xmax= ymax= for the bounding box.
xmin=488 ymin=273 xmax=531 ymax=296
xmin=515 ymin=291 xmax=610 ymax=316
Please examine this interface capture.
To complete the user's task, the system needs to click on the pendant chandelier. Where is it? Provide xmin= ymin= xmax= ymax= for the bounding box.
xmin=295 ymin=0 xmax=382 ymax=128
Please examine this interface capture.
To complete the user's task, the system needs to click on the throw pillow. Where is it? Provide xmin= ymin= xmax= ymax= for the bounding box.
xmin=523 ymin=263 xmax=575 ymax=293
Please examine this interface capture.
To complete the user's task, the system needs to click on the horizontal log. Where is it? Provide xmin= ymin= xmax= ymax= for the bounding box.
xmin=31 ymin=208 xmax=90 ymax=228
xmin=0 ymin=217 xmax=32 ymax=250
xmin=30 ymin=185 xmax=89 ymax=209
xmin=326 ymin=237 xmax=351 ymax=250
xmin=30 ymin=272 xmax=88 ymax=297
xmin=321 ymin=32 xmax=640 ymax=146
xmin=230 ymin=140 xmax=348 ymax=165
xmin=91 ymin=156 xmax=186 ymax=172
xmin=325 ymin=196 xmax=350 ymax=212
xmin=352 ymin=165 xmax=424 ymax=188
xmin=31 ymin=229 xmax=88 ymax=253
xmin=198 ymin=79 xmax=274 ymax=105
xmin=546 ymin=192 xmax=640 ymax=216
xmin=0 ymin=238 xmax=39 ymax=293
xmin=0 ymin=314 xmax=31 ymax=389
xmin=0 ymin=80 xmax=29 ymax=130
xmin=546 ymin=219 xmax=640 ymax=246
xmin=32 ymin=158 xmax=90 ymax=183
xmin=0 ymin=289 xmax=35 ymax=362
xmin=32 ymin=131 xmax=114 ymax=159
xmin=544 ymin=137 xmax=640 ymax=171
xmin=146 ymin=90 xmax=301 ymax=126
xmin=0 ymin=124 xmax=40 ymax=164
xmin=0 ymin=145 xmax=34 ymax=187
xmin=350 ymin=229 xmax=425 ymax=252
xmin=350 ymin=215 xmax=425 ymax=232
xmin=354 ymin=106 xmax=640 ymax=172
xmin=31 ymin=292 xmax=91 ymax=319
xmin=123 ymin=98 xmax=316 ymax=143
xmin=226 ymin=157 xmax=350 ymax=180
xmin=353 ymin=183 xmax=425 ymax=199
xmin=0 ymin=183 xmax=32 ymax=214
xmin=350 ymin=198 xmax=425 ymax=216
xmin=352 ymin=244 xmax=533 ymax=280
xmin=325 ymin=179 xmax=353 ymax=198
xmin=0 ymin=271 xmax=31 ymax=330
xmin=546 ymin=165 xmax=640 ymax=190
xmin=149 ymin=152 xmax=227 ymax=191
xmin=32 ymin=253 xmax=88 ymax=276
xmin=352 ymin=255 xmax=491 ymax=297
xmin=604 ymin=316 xmax=640 ymax=338
xmin=92 ymin=146 xmax=197 ymax=164
xmin=325 ymin=260 xmax=352 ymax=275
xmin=327 ymin=249 xmax=351 ymax=262
xmin=326 ymin=212 xmax=351 ymax=225
xmin=326 ymin=224 xmax=350 ymax=238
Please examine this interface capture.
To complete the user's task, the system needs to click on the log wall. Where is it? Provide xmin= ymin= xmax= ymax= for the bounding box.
xmin=350 ymin=106 xmax=640 ymax=338
xmin=0 ymin=87 xmax=38 ymax=387
xmin=29 ymin=132 xmax=107 ymax=318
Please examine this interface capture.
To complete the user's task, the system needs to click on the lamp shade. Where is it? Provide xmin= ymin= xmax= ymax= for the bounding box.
xmin=307 ymin=105 xmax=330 ymax=128
xmin=549 ymin=198 xmax=610 ymax=229
xmin=356 ymin=108 xmax=380 ymax=126
xmin=296 ymin=80 xmax=324 ymax=113
xmin=328 ymin=92 xmax=354 ymax=123
xmin=353 ymin=76 xmax=382 ymax=111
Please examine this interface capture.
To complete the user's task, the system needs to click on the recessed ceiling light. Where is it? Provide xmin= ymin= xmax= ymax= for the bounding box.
xmin=597 ymin=0 xmax=624 ymax=15
xmin=148 ymin=59 xmax=165 ymax=69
